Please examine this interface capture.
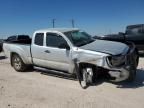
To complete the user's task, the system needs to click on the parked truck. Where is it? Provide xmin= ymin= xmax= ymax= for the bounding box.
xmin=0 ymin=39 xmax=4 ymax=53
xmin=94 ymin=24 xmax=144 ymax=52
xmin=3 ymin=28 xmax=138 ymax=88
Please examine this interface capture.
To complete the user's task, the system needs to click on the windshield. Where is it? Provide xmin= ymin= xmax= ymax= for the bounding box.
xmin=64 ymin=31 xmax=95 ymax=47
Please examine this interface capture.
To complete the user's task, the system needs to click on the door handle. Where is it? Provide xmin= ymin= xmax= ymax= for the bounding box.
xmin=45 ymin=50 xmax=50 ymax=53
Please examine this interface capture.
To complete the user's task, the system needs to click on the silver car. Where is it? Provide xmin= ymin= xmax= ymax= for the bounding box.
xmin=3 ymin=28 xmax=138 ymax=88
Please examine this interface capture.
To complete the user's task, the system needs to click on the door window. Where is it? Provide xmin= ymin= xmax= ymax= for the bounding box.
xmin=46 ymin=33 xmax=68 ymax=48
xmin=34 ymin=33 xmax=44 ymax=46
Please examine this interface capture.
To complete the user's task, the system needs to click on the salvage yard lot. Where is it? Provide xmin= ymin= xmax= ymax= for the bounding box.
xmin=0 ymin=52 xmax=144 ymax=108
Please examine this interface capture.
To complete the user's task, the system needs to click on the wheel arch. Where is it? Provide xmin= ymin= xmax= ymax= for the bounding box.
xmin=78 ymin=62 xmax=96 ymax=70
xmin=10 ymin=52 xmax=25 ymax=66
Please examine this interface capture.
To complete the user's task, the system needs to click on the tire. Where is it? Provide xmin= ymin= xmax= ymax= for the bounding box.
xmin=127 ymin=66 xmax=136 ymax=82
xmin=80 ymin=66 xmax=95 ymax=89
xmin=11 ymin=54 xmax=27 ymax=72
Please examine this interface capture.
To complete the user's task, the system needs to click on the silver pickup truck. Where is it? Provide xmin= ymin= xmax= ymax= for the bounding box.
xmin=3 ymin=28 xmax=138 ymax=88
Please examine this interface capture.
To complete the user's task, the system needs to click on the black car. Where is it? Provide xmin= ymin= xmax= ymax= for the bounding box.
xmin=94 ymin=24 xmax=144 ymax=52
xmin=0 ymin=39 xmax=3 ymax=52
xmin=5 ymin=35 xmax=31 ymax=44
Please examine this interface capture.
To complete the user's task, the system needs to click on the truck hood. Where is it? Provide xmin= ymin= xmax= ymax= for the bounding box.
xmin=80 ymin=40 xmax=129 ymax=55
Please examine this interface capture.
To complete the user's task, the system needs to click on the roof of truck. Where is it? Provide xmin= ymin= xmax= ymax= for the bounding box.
xmin=126 ymin=24 xmax=144 ymax=29
xmin=35 ymin=28 xmax=79 ymax=33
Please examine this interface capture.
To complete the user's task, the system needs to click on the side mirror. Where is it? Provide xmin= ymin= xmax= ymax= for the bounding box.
xmin=58 ymin=43 xmax=70 ymax=50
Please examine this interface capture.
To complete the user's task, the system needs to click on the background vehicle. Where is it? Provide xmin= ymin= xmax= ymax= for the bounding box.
xmin=5 ymin=35 xmax=31 ymax=44
xmin=0 ymin=35 xmax=31 ymax=53
xmin=94 ymin=24 xmax=144 ymax=52
xmin=3 ymin=28 xmax=138 ymax=88
xmin=0 ymin=39 xmax=3 ymax=52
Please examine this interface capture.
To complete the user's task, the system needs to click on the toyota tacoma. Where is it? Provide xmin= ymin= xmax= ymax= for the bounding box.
xmin=3 ymin=28 xmax=138 ymax=88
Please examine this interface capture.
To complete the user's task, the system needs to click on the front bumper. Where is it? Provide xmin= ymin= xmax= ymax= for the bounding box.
xmin=107 ymin=43 xmax=137 ymax=82
xmin=108 ymin=66 xmax=131 ymax=82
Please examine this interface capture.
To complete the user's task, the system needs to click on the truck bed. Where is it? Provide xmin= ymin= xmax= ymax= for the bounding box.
xmin=3 ymin=42 xmax=32 ymax=64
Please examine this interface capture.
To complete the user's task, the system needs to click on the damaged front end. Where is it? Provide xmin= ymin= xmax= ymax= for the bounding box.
xmin=74 ymin=41 xmax=138 ymax=85
xmin=106 ymin=42 xmax=138 ymax=82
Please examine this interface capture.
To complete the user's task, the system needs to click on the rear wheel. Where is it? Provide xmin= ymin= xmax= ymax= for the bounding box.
xmin=12 ymin=54 xmax=27 ymax=72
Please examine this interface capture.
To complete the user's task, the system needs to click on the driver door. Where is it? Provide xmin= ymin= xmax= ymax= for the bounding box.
xmin=42 ymin=32 xmax=71 ymax=72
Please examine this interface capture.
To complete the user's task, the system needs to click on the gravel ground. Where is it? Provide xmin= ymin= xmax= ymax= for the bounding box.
xmin=0 ymin=52 xmax=144 ymax=108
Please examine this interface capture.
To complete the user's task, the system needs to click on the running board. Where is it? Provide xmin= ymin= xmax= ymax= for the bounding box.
xmin=34 ymin=67 xmax=76 ymax=80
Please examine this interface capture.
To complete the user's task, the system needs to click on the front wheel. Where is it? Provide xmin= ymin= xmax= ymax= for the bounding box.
xmin=11 ymin=54 xmax=27 ymax=72
xmin=80 ymin=67 xmax=94 ymax=88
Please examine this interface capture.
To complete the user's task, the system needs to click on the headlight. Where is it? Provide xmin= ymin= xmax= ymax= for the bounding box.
xmin=108 ymin=55 xmax=126 ymax=67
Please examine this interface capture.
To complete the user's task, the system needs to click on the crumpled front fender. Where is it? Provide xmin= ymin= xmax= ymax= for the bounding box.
xmin=72 ymin=48 xmax=109 ymax=67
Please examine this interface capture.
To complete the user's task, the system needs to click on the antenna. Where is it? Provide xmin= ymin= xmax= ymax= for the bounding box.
xmin=52 ymin=19 xmax=56 ymax=28
xmin=71 ymin=19 xmax=75 ymax=28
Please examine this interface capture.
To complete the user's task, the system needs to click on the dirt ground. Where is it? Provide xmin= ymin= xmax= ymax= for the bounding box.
xmin=0 ymin=52 xmax=144 ymax=108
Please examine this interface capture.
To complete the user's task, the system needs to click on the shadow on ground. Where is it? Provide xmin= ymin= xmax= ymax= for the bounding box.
xmin=34 ymin=67 xmax=77 ymax=81
xmin=33 ymin=67 xmax=144 ymax=89
xmin=0 ymin=56 xmax=6 ymax=60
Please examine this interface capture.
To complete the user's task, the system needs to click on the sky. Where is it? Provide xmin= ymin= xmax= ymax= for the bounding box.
xmin=0 ymin=0 xmax=144 ymax=38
